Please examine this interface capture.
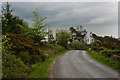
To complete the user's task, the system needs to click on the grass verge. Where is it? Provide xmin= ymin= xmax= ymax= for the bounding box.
xmin=88 ymin=49 xmax=120 ymax=72
xmin=27 ymin=50 xmax=69 ymax=78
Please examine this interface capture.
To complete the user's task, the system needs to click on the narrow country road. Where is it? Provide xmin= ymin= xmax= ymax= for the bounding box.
xmin=52 ymin=50 xmax=119 ymax=78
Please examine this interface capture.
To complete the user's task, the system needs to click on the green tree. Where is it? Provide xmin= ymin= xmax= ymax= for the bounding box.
xmin=56 ymin=29 xmax=71 ymax=48
xmin=70 ymin=25 xmax=87 ymax=43
xmin=31 ymin=9 xmax=48 ymax=43
xmin=19 ymin=9 xmax=48 ymax=44
xmin=2 ymin=2 xmax=24 ymax=34
xmin=69 ymin=27 xmax=77 ymax=41
xmin=76 ymin=25 xmax=87 ymax=43
xmin=18 ymin=21 xmax=30 ymax=34
xmin=48 ymin=29 xmax=55 ymax=44
xmin=32 ymin=9 xmax=48 ymax=41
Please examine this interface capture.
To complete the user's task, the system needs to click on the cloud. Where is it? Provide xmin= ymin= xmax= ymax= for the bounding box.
xmin=2 ymin=0 xmax=119 ymax=2
xmin=9 ymin=2 xmax=118 ymax=38
xmin=87 ymin=15 xmax=115 ymax=24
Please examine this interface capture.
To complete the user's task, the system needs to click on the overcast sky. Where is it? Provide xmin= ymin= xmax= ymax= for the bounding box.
xmin=10 ymin=2 xmax=118 ymax=38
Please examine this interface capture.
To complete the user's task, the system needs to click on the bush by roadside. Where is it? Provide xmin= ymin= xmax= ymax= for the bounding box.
xmin=28 ymin=50 xmax=69 ymax=78
xmin=2 ymin=35 xmax=31 ymax=78
xmin=2 ymin=34 xmax=67 ymax=78
xmin=71 ymin=40 xmax=86 ymax=50
xmin=2 ymin=53 xmax=31 ymax=78
xmin=88 ymin=49 xmax=120 ymax=72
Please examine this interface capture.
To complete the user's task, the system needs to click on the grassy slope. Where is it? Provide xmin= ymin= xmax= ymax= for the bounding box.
xmin=28 ymin=50 xmax=69 ymax=78
xmin=88 ymin=49 xmax=120 ymax=72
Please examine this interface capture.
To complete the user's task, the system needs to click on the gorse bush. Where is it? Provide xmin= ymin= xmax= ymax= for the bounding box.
xmin=71 ymin=40 xmax=86 ymax=50
xmin=6 ymin=34 xmax=43 ymax=64
xmin=2 ymin=53 xmax=31 ymax=78
xmin=90 ymin=37 xmax=120 ymax=61
xmin=99 ymin=41 xmax=120 ymax=49
xmin=6 ymin=34 xmax=37 ymax=54
xmin=88 ymin=49 xmax=120 ymax=72
xmin=2 ymin=35 xmax=31 ymax=78
xmin=96 ymin=47 xmax=120 ymax=61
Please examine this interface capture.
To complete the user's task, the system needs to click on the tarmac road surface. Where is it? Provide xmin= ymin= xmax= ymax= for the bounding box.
xmin=52 ymin=50 xmax=119 ymax=79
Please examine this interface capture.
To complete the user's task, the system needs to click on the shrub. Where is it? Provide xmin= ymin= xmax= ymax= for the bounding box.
xmin=40 ymin=43 xmax=65 ymax=54
xmin=37 ymin=44 xmax=65 ymax=62
xmin=6 ymin=34 xmax=36 ymax=54
xmin=17 ymin=51 xmax=32 ymax=63
xmin=2 ymin=35 xmax=11 ymax=53
xmin=99 ymin=41 xmax=120 ymax=49
xmin=55 ymin=45 xmax=65 ymax=51
xmin=40 ymin=53 xmax=49 ymax=62
xmin=2 ymin=53 xmax=31 ymax=78
xmin=6 ymin=34 xmax=41 ymax=63
xmin=88 ymin=49 xmax=120 ymax=72
xmin=44 ymin=49 xmax=55 ymax=55
xmin=32 ymin=55 xmax=41 ymax=63
xmin=71 ymin=40 xmax=86 ymax=50
xmin=90 ymin=42 xmax=99 ymax=51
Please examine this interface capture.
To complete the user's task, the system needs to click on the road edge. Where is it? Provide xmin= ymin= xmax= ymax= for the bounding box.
xmin=48 ymin=50 xmax=71 ymax=78
xmin=48 ymin=57 xmax=56 ymax=78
